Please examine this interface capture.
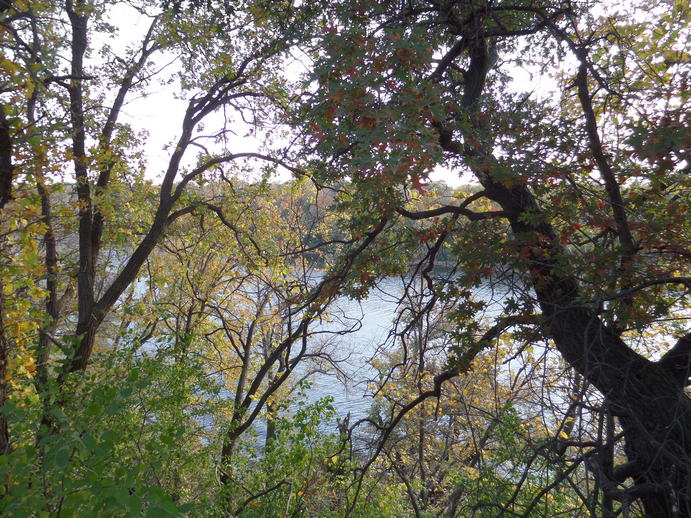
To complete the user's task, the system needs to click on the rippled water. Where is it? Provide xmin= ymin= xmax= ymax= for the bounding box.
xmin=245 ymin=273 xmax=517 ymax=444
xmin=302 ymin=283 xmax=401 ymax=422
xmin=300 ymin=274 xmax=513 ymax=425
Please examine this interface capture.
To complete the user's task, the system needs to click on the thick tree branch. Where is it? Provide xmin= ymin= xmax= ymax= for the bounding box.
xmin=91 ymin=17 xmax=162 ymax=261
xmin=599 ymin=277 xmax=691 ymax=302
xmin=658 ymin=332 xmax=691 ymax=387
xmin=66 ymin=0 xmax=98 ymax=373
xmin=396 ymin=204 xmax=506 ymax=221
xmin=0 ymin=106 xmax=12 ymax=209
xmin=427 ymin=30 xmax=691 ymax=514
xmin=575 ymin=62 xmax=636 ymax=260
xmin=428 ymin=37 xmax=467 ymax=80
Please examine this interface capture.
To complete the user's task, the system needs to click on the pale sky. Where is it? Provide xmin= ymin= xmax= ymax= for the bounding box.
xmin=105 ymin=3 xmax=556 ymax=189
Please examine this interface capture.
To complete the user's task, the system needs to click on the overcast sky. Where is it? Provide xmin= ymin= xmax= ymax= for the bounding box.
xmin=105 ymin=3 xmax=555 ymax=188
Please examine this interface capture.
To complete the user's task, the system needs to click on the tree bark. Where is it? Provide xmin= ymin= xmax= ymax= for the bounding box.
xmin=0 ymin=279 xmax=10 ymax=456
xmin=0 ymin=106 xmax=12 ymax=209
xmin=479 ymin=123 xmax=690 ymax=518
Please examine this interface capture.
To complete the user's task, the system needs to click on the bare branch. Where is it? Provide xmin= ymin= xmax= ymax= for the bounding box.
xmin=396 ymin=204 xmax=506 ymax=221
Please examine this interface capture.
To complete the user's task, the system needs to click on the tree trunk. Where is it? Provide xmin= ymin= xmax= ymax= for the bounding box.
xmin=481 ymin=179 xmax=691 ymax=516
xmin=265 ymin=400 xmax=277 ymax=453
xmin=0 ymin=106 xmax=13 ymax=209
xmin=438 ymin=37 xmax=691 ymax=514
xmin=0 ymin=279 xmax=10 ymax=456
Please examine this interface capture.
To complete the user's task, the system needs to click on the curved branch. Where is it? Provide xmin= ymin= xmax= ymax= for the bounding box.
xmin=599 ymin=277 xmax=691 ymax=302
xmin=658 ymin=332 xmax=691 ymax=388
xmin=576 ymin=63 xmax=636 ymax=259
xmin=0 ymin=105 xmax=13 ymax=208
xmin=396 ymin=205 xmax=506 ymax=221
xmin=172 ymin=151 xmax=305 ymax=203
xmin=428 ymin=37 xmax=467 ymax=80
xmin=345 ymin=313 xmax=540 ymax=517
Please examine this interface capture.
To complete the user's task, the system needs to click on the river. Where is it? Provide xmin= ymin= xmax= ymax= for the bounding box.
xmin=293 ymin=273 xmax=513 ymax=429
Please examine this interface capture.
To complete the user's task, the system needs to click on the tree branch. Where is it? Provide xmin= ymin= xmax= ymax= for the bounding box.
xmin=599 ymin=277 xmax=691 ymax=302
xmin=658 ymin=332 xmax=691 ymax=387
xmin=396 ymin=204 xmax=506 ymax=221
xmin=0 ymin=105 xmax=12 ymax=209
xmin=575 ymin=62 xmax=636 ymax=260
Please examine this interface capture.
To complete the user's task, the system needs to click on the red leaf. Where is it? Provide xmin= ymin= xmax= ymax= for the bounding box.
xmin=411 ymin=175 xmax=429 ymax=194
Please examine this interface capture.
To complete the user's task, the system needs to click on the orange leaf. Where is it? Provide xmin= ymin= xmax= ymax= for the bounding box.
xmin=411 ymin=175 xmax=429 ymax=194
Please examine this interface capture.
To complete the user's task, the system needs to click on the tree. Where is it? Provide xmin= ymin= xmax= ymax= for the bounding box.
xmin=151 ymin=180 xmax=367 ymax=506
xmin=0 ymin=0 xmax=313 ymax=431
xmin=0 ymin=0 xmax=366 ymax=512
xmin=301 ymin=0 xmax=690 ymax=515
xmin=1 ymin=0 xmax=689 ymax=516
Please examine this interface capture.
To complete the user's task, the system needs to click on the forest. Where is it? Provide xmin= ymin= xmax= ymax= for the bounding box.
xmin=0 ymin=0 xmax=689 ymax=516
